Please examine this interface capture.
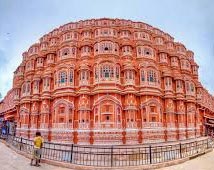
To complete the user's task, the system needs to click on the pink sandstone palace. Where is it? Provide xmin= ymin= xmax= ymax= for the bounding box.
xmin=0 ymin=18 xmax=214 ymax=145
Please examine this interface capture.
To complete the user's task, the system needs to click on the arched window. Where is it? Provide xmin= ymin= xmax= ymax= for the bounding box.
xmin=144 ymin=47 xmax=153 ymax=56
xmin=60 ymin=47 xmax=76 ymax=59
xmin=61 ymin=48 xmax=70 ymax=56
xmin=134 ymin=32 xmax=150 ymax=40
xmin=94 ymin=41 xmax=118 ymax=54
xmin=137 ymin=46 xmax=154 ymax=58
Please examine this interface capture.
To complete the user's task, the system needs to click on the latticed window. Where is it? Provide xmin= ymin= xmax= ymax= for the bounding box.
xmin=105 ymin=105 xmax=110 ymax=112
xmin=33 ymin=81 xmax=39 ymax=91
xmin=141 ymin=70 xmax=145 ymax=81
xmin=71 ymin=47 xmax=76 ymax=55
xmin=135 ymin=32 xmax=150 ymax=40
xmin=186 ymin=82 xmax=190 ymax=92
xmin=193 ymin=66 xmax=197 ymax=73
xmin=43 ymin=78 xmax=50 ymax=89
xmin=190 ymin=83 xmax=195 ymax=92
xmin=156 ymin=37 xmax=164 ymax=45
xmin=121 ymin=30 xmax=131 ymax=38
xmin=69 ymin=70 xmax=73 ymax=83
xmin=125 ymin=70 xmax=134 ymax=80
xmin=95 ymin=67 xmax=99 ymax=79
xmin=160 ymin=53 xmax=167 ymax=63
xmin=144 ymin=47 xmax=153 ymax=56
xmin=27 ymin=83 xmax=31 ymax=93
xmin=186 ymin=61 xmax=190 ymax=69
xmin=26 ymin=61 xmax=31 ymax=70
xmin=116 ymin=66 xmax=120 ymax=79
xmin=101 ymin=65 xmax=114 ymax=78
xmin=150 ymin=106 xmax=156 ymax=113
xmin=61 ymin=48 xmax=70 ymax=56
xmin=74 ymin=32 xmax=78 ymax=39
xmin=122 ymin=46 xmax=132 ymax=55
xmin=59 ymin=107 xmax=65 ymax=114
xmin=147 ymin=70 xmax=156 ymax=82
xmin=80 ymin=70 xmax=89 ymax=80
xmin=165 ymin=77 xmax=172 ymax=87
xmin=22 ymin=84 xmax=26 ymax=94
xmin=137 ymin=47 xmax=142 ymax=55
xmin=82 ymin=46 xmax=90 ymax=53
xmin=95 ymin=41 xmax=118 ymax=54
xmin=137 ymin=46 xmax=154 ymax=58
xmin=59 ymin=71 xmax=67 ymax=83
xmin=176 ymin=80 xmax=183 ymax=89
xmin=171 ymin=57 xmax=178 ymax=66
xmin=181 ymin=60 xmax=186 ymax=69
xmin=95 ymin=64 xmax=120 ymax=82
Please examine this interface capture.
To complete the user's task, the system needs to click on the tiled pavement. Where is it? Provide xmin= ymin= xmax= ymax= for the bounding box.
xmin=158 ymin=150 xmax=214 ymax=170
xmin=0 ymin=141 xmax=214 ymax=170
xmin=0 ymin=142 xmax=69 ymax=170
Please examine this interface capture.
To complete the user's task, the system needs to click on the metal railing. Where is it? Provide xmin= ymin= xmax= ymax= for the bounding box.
xmin=4 ymin=135 xmax=214 ymax=167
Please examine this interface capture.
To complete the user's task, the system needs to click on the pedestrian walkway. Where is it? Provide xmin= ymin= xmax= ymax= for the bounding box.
xmin=0 ymin=141 xmax=214 ymax=170
xmin=158 ymin=150 xmax=214 ymax=170
xmin=0 ymin=142 xmax=69 ymax=170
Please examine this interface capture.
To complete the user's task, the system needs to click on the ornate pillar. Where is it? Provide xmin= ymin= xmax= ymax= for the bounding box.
xmin=176 ymin=100 xmax=186 ymax=140
xmin=165 ymin=98 xmax=176 ymax=141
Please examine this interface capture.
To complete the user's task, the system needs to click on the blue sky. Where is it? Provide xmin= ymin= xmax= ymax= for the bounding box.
xmin=0 ymin=0 xmax=214 ymax=98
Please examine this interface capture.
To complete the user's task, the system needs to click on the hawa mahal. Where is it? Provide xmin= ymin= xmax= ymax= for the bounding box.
xmin=1 ymin=18 xmax=214 ymax=145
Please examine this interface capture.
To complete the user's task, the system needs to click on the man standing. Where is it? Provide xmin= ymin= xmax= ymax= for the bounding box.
xmin=30 ymin=131 xmax=44 ymax=166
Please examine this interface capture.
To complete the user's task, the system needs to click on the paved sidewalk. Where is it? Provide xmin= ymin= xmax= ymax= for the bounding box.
xmin=0 ymin=141 xmax=214 ymax=170
xmin=158 ymin=150 xmax=214 ymax=170
xmin=0 ymin=142 xmax=69 ymax=170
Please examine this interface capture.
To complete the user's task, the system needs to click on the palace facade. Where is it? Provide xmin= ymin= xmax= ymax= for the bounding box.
xmin=1 ymin=18 xmax=214 ymax=144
